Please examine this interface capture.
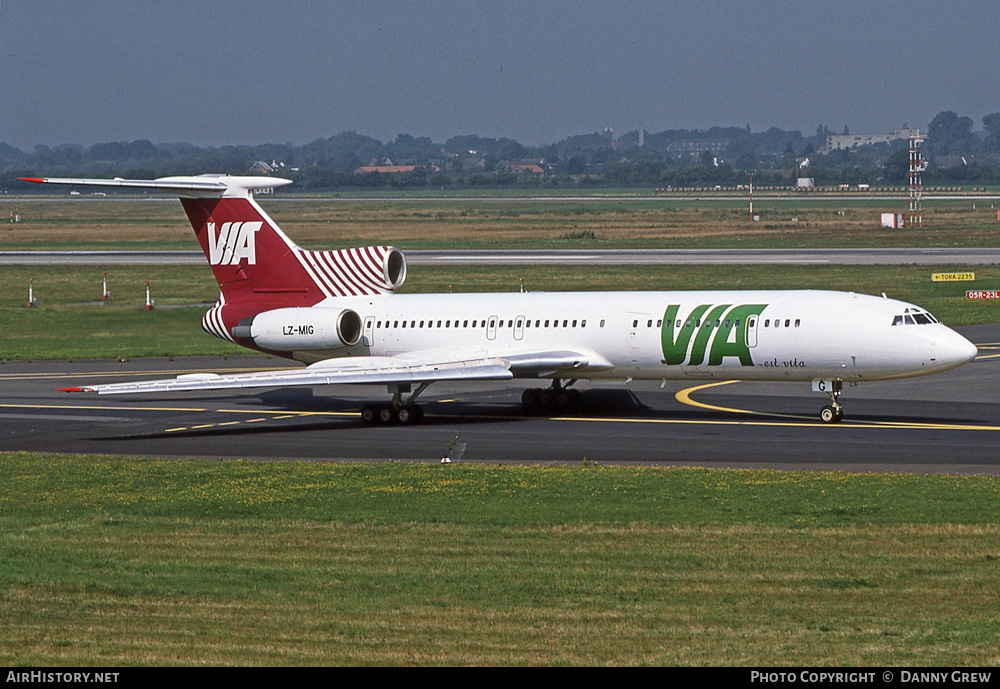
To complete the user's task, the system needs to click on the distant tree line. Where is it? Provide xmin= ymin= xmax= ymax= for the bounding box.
xmin=5 ymin=110 xmax=1000 ymax=191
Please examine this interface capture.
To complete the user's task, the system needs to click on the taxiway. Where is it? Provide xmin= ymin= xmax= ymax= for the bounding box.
xmin=2 ymin=324 xmax=998 ymax=474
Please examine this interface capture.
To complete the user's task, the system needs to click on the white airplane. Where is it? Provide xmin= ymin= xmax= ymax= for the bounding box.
xmin=23 ymin=175 xmax=978 ymax=424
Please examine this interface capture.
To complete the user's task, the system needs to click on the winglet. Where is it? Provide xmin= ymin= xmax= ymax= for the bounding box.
xmin=56 ymin=387 xmax=94 ymax=393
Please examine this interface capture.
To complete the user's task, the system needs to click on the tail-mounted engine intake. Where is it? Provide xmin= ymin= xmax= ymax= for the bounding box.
xmin=302 ymin=245 xmax=407 ymax=294
xmin=232 ymin=307 xmax=362 ymax=351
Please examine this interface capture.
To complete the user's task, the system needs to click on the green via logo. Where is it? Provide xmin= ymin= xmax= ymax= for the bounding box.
xmin=661 ymin=304 xmax=768 ymax=366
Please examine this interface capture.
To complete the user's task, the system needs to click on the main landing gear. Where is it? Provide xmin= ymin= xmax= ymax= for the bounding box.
xmin=818 ymin=380 xmax=844 ymax=424
xmin=521 ymin=380 xmax=584 ymax=414
xmin=361 ymin=382 xmax=430 ymax=426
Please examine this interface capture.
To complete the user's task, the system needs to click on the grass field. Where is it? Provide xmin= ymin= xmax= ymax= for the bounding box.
xmin=2 ymin=194 xmax=998 ymax=667
xmin=3 ymin=195 xmax=1000 ymax=250
xmin=2 ymin=262 xmax=999 ymax=360
xmin=3 ymin=454 xmax=999 ymax=666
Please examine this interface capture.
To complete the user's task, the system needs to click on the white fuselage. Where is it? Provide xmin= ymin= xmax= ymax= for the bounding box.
xmin=270 ymin=289 xmax=977 ymax=383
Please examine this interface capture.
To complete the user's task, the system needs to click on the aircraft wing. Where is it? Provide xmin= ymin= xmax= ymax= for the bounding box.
xmin=58 ymin=348 xmax=612 ymax=395
xmin=60 ymin=355 xmax=515 ymax=395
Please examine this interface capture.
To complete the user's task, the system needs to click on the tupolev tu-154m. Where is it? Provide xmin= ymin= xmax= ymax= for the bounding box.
xmin=22 ymin=175 xmax=978 ymax=424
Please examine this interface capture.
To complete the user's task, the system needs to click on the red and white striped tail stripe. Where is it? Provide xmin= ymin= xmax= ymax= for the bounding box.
xmin=296 ymin=245 xmax=401 ymax=298
xmin=202 ymin=298 xmax=236 ymax=343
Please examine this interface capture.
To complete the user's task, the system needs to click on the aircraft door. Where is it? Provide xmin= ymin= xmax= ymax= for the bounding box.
xmin=627 ymin=313 xmax=647 ymax=349
xmin=746 ymin=315 xmax=759 ymax=348
xmin=363 ymin=316 xmax=375 ymax=347
xmin=514 ymin=315 xmax=525 ymax=341
xmin=487 ymin=315 xmax=498 ymax=341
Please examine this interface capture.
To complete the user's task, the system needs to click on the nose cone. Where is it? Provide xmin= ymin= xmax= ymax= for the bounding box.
xmin=935 ymin=328 xmax=978 ymax=370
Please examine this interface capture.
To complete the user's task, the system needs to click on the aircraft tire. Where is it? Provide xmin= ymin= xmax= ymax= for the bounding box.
xmin=397 ymin=405 xmax=423 ymax=425
xmin=378 ymin=404 xmax=397 ymax=425
xmin=361 ymin=404 xmax=379 ymax=425
xmin=820 ymin=405 xmax=842 ymax=424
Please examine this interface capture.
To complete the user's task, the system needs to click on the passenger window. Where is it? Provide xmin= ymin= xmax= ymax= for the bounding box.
xmin=600 ymin=319 xmax=605 ymax=327
xmin=784 ymin=319 xmax=790 ymax=327
xmin=572 ymin=320 xmax=577 ymax=327
xmin=582 ymin=320 xmax=587 ymax=327
xmin=647 ymin=319 xmax=652 ymax=327
xmin=795 ymin=319 xmax=800 ymax=327
xmin=657 ymin=319 xmax=662 ymax=327
xmin=633 ymin=319 xmax=638 ymax=327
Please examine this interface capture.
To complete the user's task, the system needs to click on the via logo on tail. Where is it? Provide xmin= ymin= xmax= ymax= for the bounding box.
xmin=207 ymin=221 xmax=262 ymax=265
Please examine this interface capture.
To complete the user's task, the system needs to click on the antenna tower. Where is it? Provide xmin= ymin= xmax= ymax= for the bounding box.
xmin=908 ymin=133 xmax=924 ymax=227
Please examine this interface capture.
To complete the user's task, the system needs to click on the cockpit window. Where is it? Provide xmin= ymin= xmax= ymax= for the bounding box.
xmin=891 ymin=307 xmax=938 ymax=326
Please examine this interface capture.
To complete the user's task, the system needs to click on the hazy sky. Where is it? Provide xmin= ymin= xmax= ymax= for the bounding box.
xmin=1 ymin=0 xmax=998 ymax=150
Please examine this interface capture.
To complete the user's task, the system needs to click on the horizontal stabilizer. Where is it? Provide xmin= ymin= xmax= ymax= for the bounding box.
xmin=20 ymin=175 xmax=291 ymax=198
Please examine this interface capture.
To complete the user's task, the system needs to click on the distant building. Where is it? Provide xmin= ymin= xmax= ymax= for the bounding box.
xmin=506 ymin=162 xmax=545 ymax=175
xmin=666 ymin=140 xmax=731 ymax=159
xmin=249 ymin=160 xmax=285 ymax=174
xmin=823 ymin=128 xmax=920 ymax=152
xmin=353 ymin=165 xmax=441 ymax=175
xmin=934 ymin=155 xmax=973 ymax=168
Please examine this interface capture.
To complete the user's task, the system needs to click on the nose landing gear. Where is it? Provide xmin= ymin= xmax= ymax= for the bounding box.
xmin=816 ymin=380 xmax=844 ymax=424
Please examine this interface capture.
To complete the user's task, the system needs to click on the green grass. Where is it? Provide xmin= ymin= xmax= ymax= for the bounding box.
xmin=5 ymin=195 xmax=1000 ymax=251
xmin=2 ymin=263 xmax=998 ymax=360
xmin=2 ymin=454 xmax=999 ymax=666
